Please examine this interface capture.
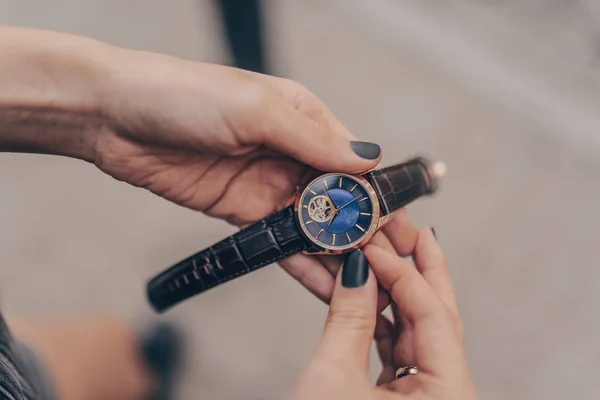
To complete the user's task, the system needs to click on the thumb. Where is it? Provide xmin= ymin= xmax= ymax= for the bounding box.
xmin=264 ymin=105 xmax=381 ymax=173
xmin=313 ymin=250 xmax=378 ymax=369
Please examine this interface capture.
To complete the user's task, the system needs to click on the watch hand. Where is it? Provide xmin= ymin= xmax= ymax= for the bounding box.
xmin=326 ymin=196 xmax=364 ymax=228
xmin=322 ymin=183 xmax=339 ymax=229
xmin=327 ymin=212 xmax=336 ymax=228
xmin=337 ymin=195 xmax=365 ymax=211
xmin=325 ymin=203 xmax=340 ymax=228
xmin=322 ymin=183 xmax=338 ymax=213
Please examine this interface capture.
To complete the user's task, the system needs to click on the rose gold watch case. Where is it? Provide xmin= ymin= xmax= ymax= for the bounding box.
xmin=293 ymin=172 xmax=385 ymax=255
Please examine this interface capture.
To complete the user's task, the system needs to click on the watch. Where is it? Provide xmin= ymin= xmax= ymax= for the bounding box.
xmin=147 ymin=157 xmax=446 ymax=312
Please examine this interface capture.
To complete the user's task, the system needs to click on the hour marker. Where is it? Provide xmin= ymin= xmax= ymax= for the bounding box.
xmin=310 ymin=190 xmax=317 ymax=195
xmin=346 ymin=232 xmax=351 ymax=242
xmin=339 ymin=177 xmax=343 ymax=187
xmin=306 ymin=220 xmax=313 ymax=224
xmin=360 ymin=212 xmax=371 ymax=216
xmin=316 ymin=229 xmax=324 ymax=239
xmin=303 ymin=205 xmax=308 ymax=208
xmin=359 ymin=197 xmax=368 ymax=202
xmin=324 ymin=180 xmax=329 ymax=189
xmin=356 ymin=225 xmax=365 ymax=232
xmin=350 ymin=184 xmax=358 ymax=192
xmin=332 ymin=234 xmax=336 ymax=245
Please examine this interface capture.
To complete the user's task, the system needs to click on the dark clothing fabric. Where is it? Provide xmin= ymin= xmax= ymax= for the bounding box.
xmin=0 ymin=315 xmax=54 ymax=399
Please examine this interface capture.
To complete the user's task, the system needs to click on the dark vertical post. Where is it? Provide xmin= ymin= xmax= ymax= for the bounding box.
xmin=215 ymin=0 xmax=269 ymax=74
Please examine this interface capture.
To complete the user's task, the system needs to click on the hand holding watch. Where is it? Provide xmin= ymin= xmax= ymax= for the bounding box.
xmin=147 ymin=157 xmax=446 ymax=312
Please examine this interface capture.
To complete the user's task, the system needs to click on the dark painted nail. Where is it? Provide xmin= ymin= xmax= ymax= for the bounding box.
xmin=350 ymin=141 xmax=381 ymax=160
xmin=431 ymin=226 xmax=437 ymax=240
xmin=342 ymin=249 xmax=369 ymax=288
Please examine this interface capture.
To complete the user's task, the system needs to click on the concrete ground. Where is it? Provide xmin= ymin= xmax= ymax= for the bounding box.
xmin=1 ymin=1 xmax=600 ymax=399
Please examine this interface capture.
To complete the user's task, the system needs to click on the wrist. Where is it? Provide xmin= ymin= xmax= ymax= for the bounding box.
xmin=0 ymin=27 xmax=114 ymax=162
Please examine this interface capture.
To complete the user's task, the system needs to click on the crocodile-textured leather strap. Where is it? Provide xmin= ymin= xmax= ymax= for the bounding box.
xmin=147 ymin=206 xmax=312 ymax=312
xmin=365 ymin=157 xmax=437 ymax=216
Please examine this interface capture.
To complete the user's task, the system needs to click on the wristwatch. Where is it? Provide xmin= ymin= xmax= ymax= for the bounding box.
xmin=147 ymin=157 xmax=446 ymax=312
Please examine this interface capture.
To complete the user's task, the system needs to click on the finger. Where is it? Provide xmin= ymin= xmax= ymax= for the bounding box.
xmin=381 ymin=209 xmax=419 ymax=257
xmin=240 ymin=71 xmax=358 ymax=141
xmin=374 ymin=314 xmax=397 ymax=385
xmin=282 ymin=253 xmax=387 ymax=310
xmin=376 ymin=212 xmax=419 ymax=335
xmin=362 ymin=245 xmax=443 ymax=327
xmin=370 ymin=230 xmax=396 ymax=253
xmin=264 ymin=104 xmax=381 ymax=173
xmin=316 ymin=253 xmax=389 ymax=313
xmin=279 ymin=254 xmax=336 ymax=303
xmin=375 ymin=388 xmax=405 ymax=400
xmin=317 ymin=254 xmax=343 ymax=277
xmin=365 ymin=244 xmax=465 ymax=377
xmin=314 ymin=250 xmax=377 ymax=369
xmin=413 ymin=227 xmax=460 ymax=315
xmin=368 ymin=232 xmax=397 ymax=314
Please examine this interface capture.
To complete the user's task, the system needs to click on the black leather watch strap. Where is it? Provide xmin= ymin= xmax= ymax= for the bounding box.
xmin=365 ymin=157 xmax=438 ymax=216
xmin=147 ymin=205 xmax=312 ymax=312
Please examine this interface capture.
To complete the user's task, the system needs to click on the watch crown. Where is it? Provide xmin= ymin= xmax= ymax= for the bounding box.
xmin=430 ymin=161 xmax=447 ymax=179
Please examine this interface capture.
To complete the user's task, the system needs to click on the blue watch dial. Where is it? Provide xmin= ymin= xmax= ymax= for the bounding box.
xmin=298 ymin=174 xmax=376 ymax=250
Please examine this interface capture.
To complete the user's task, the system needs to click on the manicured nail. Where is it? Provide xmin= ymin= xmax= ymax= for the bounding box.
xmin=350 ymin=141 xmax=381 ymax=160
xmin=431 ymin=226 xmax=437 ymax=240
xmin=342 ymin=249 xmax=369 ymax=288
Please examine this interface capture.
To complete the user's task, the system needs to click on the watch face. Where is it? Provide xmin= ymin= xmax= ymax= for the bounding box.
xmin=297 ymin=173 xmax=379 ymax=251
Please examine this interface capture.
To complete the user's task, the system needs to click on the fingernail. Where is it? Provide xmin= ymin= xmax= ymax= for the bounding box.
xmin=342 ymin=249 xmax=370 ymax=288
xmin=431 ymin=226 xmax=437 ymax=240
xmin=350 ymin=141 xmax=381 ymax=160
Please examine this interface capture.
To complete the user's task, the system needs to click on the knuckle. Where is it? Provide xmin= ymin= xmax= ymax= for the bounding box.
xmin=280 ymin=78 xmax=313 ymax=99
xmin=279 ymin=78 xmax=328 ymax=116
xmin=327 ymin=303 xmax=372 ymax=332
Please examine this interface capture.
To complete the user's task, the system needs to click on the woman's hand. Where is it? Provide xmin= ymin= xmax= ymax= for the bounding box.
xmin=0 ymin=27 xmax=419 ymax=306
xmin=0 ymin=27 xmax=380 ymax=227
xmin=94 ymin=52 xmax=382 ymax=226
xmin=292 ymin=228 xmax=476 ymax=400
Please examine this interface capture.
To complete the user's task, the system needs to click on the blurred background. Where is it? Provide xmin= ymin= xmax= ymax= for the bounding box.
xmin=1 ymin=0 xmax=600 ymax=399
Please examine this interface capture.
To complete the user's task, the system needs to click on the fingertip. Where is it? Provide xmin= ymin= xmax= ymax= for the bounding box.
xmin=361 ymin=244 xmax=409 ymax=290
xmin=417 ymin=226 xmax=435 ymax=244
xmin=361 ymin=243 xmax=381 ymax=260
xmin=413 ymin=227 xmax=459 ymax=315
xmin=361 ymin=243 xmax=386 ymax=261
xmin=268 ymin=110 xmax=381 ymax=173
xmin=318 ymin=251 xmax=378 ymax=366
xmin=381 ymin=209 xmax=419 ymax=257
xmin=362 ymin=242 xmax=394 ymax=259
xmin=341 ymin=249 xmax=371 ymax=289
xmin=415 ymin=226 xmax=444 ymax=261
xmin=318 ymin=137 xmax=381 ymax=174
xmin=350 ymin=141 xmax=381 ymax=161
xmin=369 ymin=231 xmax=395 ymax=253
xmin=420 ymin=226 xmax=437 ymax=241
xmin=335 ymin=139 xmax=381 ymax=174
